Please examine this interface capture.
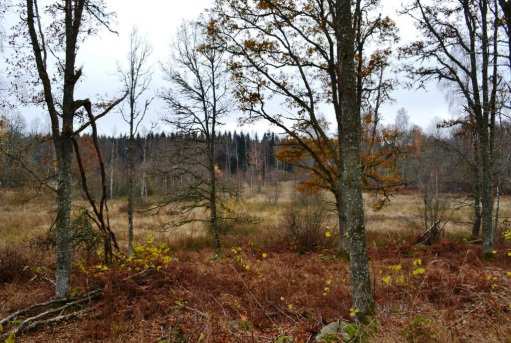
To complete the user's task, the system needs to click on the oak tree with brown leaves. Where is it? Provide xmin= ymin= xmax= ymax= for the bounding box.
xmin=213 ymin=0 xmax=399 ymax=320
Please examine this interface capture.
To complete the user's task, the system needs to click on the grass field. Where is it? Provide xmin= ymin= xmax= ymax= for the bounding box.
xmin=0 ymin=184 xmax=510 ymax=342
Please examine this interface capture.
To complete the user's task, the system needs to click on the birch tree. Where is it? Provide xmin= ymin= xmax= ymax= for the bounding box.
xmin=119 ymin=28 xmax=152 ymax=256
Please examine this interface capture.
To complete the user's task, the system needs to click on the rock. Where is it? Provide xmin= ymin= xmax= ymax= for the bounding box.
xmin=315 ymin=320 xmax=351 ymax=342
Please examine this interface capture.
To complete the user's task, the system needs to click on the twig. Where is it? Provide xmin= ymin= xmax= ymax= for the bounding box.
xmin=1 ymin=290 xmax=101 ymax=339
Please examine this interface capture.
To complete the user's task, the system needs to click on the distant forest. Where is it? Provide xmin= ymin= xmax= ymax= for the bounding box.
xmin=2 ymin=114 xmax=510 ymax=200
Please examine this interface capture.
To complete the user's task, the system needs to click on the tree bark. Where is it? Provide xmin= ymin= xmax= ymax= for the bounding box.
xmin=472 ymin=192 xmax=482 ymax=239
xmin=471 ymin=131 xmax=482 ymax=239
xmin=54 ymin=134 xmax=73 ymax=298
xmin=209 ymin=146 xmax=221 ymax=251
xmin=127 ymin=136 xmax=135 ymax=257
xmin=494 ymin=178 xmax=501 ymax=240
xmin=335 ymin=193 xmax=348 ymax=254
xmin=337 ymin=0 xmax=374 ymax=320
xmin=478 ymin=126 xmax=495 ymax=255
xmin=471 ymin=179 xmax=482 ymax=240
xmin=109 ymin=140 xmax=115 ymax=199
xmin=54 ymin=0 xmax=81 ymax=296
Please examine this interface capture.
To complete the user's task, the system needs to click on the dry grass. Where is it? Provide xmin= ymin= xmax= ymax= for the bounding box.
xmin=9 ymin=239 xmax=511 ymax=342
xmin=0 ymin=185 xmax=510 ymax=342
xmin=0 ymin=189 xmax=55 ymax=250
xmin=1 ymin=182 xmax=509 ymax=250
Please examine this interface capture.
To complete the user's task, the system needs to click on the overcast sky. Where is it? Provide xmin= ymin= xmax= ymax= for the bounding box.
xmin=1 ymin=0 xmax=454 ymax=136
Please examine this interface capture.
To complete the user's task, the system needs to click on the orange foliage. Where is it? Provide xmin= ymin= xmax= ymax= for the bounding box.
xmin=277 ymin=113 xmax=404 ymax=208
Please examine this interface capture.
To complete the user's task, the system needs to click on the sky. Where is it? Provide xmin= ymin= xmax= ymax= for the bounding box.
xmin=1 ymin=0 xmax=454 ymax=136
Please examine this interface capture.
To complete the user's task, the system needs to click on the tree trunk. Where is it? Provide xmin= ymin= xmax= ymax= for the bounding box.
xmin=337 ymin=0 xmax=374 ymax=321
xmin=472 ymin=184 xmax=482 ymax=239
xmin=479 ymin=129 xmax=495 ymax=255
xmin=335 ymin=193 xmax=348 ymax=254
xmin=209 ymin=143 xmax=221 ymax=251
xmin=494 ymin=178 xmax=501 ymax=240
xmin=140 ymin=138 xmax=148 ymax=201
xmin=54 ymin=135 xmax=73 ymax=299
xmin=127 ymin=137 xmax=135 ymax=257
xmin=109 ymin=140 xmax=115 ymax=199
xmin=471 ymin=136 xmax=482 ymax=239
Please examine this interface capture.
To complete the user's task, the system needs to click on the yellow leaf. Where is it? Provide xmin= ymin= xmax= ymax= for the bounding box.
xmin=412 ymin=267 xmax=426 ymax=277
xmin=349 ymin=307 xmax=360 ymax=318
xmin=5 ymin=332 xmax=15 ymax=343
xmin=389 ymin=264 xmax=402 ymax=272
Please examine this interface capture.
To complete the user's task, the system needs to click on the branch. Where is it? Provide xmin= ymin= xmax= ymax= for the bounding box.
xmin=73 ymin=93 xmax=128 ymax=136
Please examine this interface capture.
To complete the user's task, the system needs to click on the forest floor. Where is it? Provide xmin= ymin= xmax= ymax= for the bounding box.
xmin=0 ymin=185 xmax=510 ymax=342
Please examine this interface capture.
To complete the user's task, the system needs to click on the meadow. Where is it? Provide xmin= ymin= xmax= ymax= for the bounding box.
xmin=0 ymin=184 xmax=510 ymax=342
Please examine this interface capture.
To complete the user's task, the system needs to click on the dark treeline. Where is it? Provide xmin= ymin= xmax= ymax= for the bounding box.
xmin=0 ymin=122 xmax=293 ymax=197
xmin=2 ymin=111 xmax=510 ymax=199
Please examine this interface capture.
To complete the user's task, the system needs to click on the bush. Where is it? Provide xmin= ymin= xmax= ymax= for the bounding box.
xmin=283 ymin=192 xmax=330 ymax=253
xmin=46 ymin=209 xmax=103 ymax=259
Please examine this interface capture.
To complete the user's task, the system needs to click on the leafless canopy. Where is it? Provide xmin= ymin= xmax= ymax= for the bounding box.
xmin=160 ymin=20 xmax=231 ymax=248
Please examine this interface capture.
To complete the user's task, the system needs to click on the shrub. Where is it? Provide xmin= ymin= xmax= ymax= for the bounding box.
xmin=283 ymin=192 xmax=331 ymax=253
xmin=46 ymin=209 xmax=103 ymax=259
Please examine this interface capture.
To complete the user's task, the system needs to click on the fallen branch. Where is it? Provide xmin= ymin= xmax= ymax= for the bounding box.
xmin=0 ymin=268 xmax=157 ymax=339
xmin=0 ymin=289 xmax=102 ymax=340
xmin=23 ymin=308 xmax=93 ymax=333
xmin=0 ymin=298 xmax=68 ymax=327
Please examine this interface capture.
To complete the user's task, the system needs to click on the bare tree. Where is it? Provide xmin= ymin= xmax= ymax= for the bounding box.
xmin=161 ymin=20 xmax=230 ymax=251
xmin=402 ymin=0 xmax=503 ymax=255
xmin=119 ymin=28 xmax=152 ymax=256
xmin=439 ymin=118 xmax=483 ymax=239
xmin=0 ymin=0 xmax=9 ymax=106
xmin=22 ymin=0 xmax=125 ymax=298
xmin=499 ymin=0 xmax=511 ymax=72
xmin=415 ymin=134 xmax=450 ymax=244
xmin=0 ymin=1 xmax=7 ymax=51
